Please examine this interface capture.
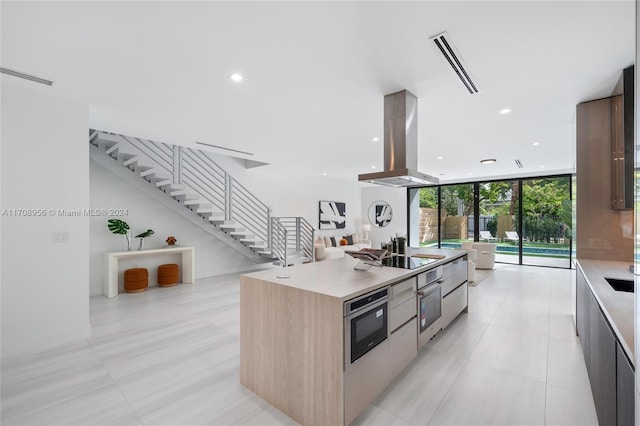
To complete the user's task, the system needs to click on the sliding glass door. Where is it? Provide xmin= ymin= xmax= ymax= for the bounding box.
xmin=478 ymin=180 xmax=518 ymax=265
xmin=417 ymin=187 xmax=439 ymax=247
xmin=521 ymin=177 xmax=572 ymax=268
xmin=440 ymin=184 xmax=474 ymax=249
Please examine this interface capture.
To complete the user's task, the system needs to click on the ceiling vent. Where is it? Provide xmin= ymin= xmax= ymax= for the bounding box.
xmin=514 ymin=159 xmax=524 ymax=168
xmin=430 ymin=32 xmax=479 ymax=95
xmin=0 ymin=67 xmax=55 ymax=86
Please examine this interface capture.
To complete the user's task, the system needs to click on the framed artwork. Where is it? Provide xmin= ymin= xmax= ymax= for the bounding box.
xmin=368 ymin=200 xmax=392 ymax=227
xmin=319 ymin=201 xmax=346 ymax=230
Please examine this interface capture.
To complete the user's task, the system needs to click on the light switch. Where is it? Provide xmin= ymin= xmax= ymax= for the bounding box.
xmin=53 ymin=231 xmax=70 ymax=243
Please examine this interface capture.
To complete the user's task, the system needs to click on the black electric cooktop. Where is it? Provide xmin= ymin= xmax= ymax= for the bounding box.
xmin=380 ymin=255 xmax=438 ymax=270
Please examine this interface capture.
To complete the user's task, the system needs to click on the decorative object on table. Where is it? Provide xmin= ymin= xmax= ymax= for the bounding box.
xmin=368 ymin=201 xmax=392 ymax=227
xmin=165 ymin=236 xmax=177 ymax=246
xmin=157 ymin=263 xmax=179 ymax=287
xmin=319 ymin=200 xmax=346 ymax=230
xmin=345 ymin=248 xmax=389 ymax=271
xmin=362 ymin=224 xmax=371 ymax=240
xmin=134 ymin=229 xmax=154 ymax=250
xmin=107 ymin=219 xmax=131 ymax=251
xmin=124 ymin=268 xmax=148 ymax=293
xmin=339 ymin=238 xmax=348 ymax=246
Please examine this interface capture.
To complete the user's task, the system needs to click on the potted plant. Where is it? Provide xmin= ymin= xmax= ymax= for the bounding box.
xmin=107 ymin=219 xmax=131 ymax=251
xmin=135 ymin=229 xmax=154 ymax=250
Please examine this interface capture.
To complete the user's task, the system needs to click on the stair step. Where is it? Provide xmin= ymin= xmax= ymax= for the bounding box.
xmin=229 ymin=230 xmax=248 ymax=236
xmin=96 ymin=133 xmax=120 ymax=150
xmin=196 ymin=206 xmax=214 ymax=214
xmin=155 ymin=179 xmax=174 ymax=188
xmin=241 ymin=238 xmax=263 ymax=246
xmin=116 ymin=152 xmax=136 ymax=163
xmin=139 ymin=168 xmax=158 ymax=178
xmin=104 ymin=143 xmax=121 ymax=156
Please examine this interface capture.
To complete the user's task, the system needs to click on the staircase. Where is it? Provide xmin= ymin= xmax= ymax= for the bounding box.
xmin=89 ymin=129 xmax=315 ymax=266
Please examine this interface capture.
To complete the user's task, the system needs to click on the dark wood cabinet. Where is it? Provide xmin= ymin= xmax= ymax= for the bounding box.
xmin=616 ymin=342 xmax=635 ymax=426
xmin=576 ymin=269 xmax=590 ymax=366
xmin=576 ymin=266 xmax=634 ymax=426
xmin=588 ymin=289 xmax=617 ymax=426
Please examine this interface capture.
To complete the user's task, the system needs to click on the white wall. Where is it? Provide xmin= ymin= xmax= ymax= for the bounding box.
xmin=89 ymin=163 xmax=258 ymax=296
xmin=1 ymin=79 xmax=90 ymax=357
xmin=209 ymin=155 xmax=364 ymax=242
xmin=361 ymin=186 xmax=408 ymax=249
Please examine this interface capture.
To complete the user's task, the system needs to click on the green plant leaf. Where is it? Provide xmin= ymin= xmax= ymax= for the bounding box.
xmin=107 ymin=219 xmax=129 ymax=235
xmin=135 ymin=229 xmax=154 ymax=239
xmin=558 ymin=198 xmax=572 ymax=229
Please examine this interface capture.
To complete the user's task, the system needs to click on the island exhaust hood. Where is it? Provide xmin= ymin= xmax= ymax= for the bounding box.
xmin=358 ymin=90 xmax=439 ymax=187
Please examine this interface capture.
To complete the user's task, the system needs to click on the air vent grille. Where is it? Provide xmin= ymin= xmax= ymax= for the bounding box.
xmin=514 ymin=159 xmax=523 ymax=168
xmin=0 ymin=67 xmax=54 ymax=86
xmin=431 ymin=32 xmax=479 ymax=95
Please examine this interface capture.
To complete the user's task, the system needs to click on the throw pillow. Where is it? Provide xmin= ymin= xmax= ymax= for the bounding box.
xmin=353 ymin=233 xmax=361 ymax=244
xmin=324 ymin=236 xmax=332 ymax=247
xmin=344 ymin=235 xmax=354 ymax=245
xmin=316 ymin=236 xmax=325 ymax=247
xmin=340 ymin=238 xmax=348 ymax=246
xmin=330 ymin=236 xmax=337 ymax=247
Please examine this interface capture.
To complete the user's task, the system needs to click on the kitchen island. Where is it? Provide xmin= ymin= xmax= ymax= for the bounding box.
xmin=240 ymin=248 xmax=468 ymax=425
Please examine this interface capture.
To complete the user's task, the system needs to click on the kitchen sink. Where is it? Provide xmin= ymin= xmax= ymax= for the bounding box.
xmin=604 ymin=277 xmax=634 ymax=293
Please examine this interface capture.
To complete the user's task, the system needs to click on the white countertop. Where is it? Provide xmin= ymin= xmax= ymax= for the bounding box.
xmin=576 ymin=259 xmax=635 ymax=365
xmin=242 ymin=248 xmax=467 ymax=301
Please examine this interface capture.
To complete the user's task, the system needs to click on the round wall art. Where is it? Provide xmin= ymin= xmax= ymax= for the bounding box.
xmin=368 ymin=201 xmax=392 ymax=227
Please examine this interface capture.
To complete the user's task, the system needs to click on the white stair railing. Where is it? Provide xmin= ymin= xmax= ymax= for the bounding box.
xmin=91 ymin=129 xmax=315 ymax=266
xmin=275 ymin=217 xmax=316 ymax=263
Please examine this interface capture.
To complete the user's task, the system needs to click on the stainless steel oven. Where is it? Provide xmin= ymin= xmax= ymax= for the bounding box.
xmin=417 ymin=266 xmax=443 ymax=348
xmin=344 ymin=286 xmax=389 ymax=368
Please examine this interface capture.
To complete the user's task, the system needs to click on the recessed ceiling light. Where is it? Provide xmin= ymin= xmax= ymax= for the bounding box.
xmin=229 ymin=73 xmax=243 ymax=82
xmin=532 ymin=141 xmax=540 ymax=146
xmin=437 ymin=156 xmax=443 ymax=160
xmin=322 ymin=172 xmax=327 ymax=176
xmin=467 ymin=172 xmax=472 ymax=176
xmin=499 ymin=108 xmax=511 ymax=115
xmin=540 ymin=165 xmax=545 ymax=168
xmin=371 ymin=166 xmax=376 ymax=169
xmin=480 ymin=159 xmax=497 ymax=164
xmin=372 ymin=137 xmax=380 ymax=142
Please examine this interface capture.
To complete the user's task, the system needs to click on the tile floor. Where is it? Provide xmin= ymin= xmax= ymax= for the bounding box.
xmin=1 ymin=264 xmax=597 ymax=425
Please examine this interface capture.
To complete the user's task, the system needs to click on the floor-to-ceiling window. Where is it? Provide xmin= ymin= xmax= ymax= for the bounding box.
xmin=408 ymin=174 xmax=573 ymax=269
xmin=478 ymin=180 xmax=519 ymax=265
xmin=440 ymin=184 xmax=474 ymax=249
xmin=521 ymin=177 xmax=572 ymax=268
xmin=417 ymin=186 xmax=439 ymax=247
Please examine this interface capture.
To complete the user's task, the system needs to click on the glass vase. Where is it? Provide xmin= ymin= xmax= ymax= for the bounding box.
xmin=124 ymin=232 xmax=131 ymax=251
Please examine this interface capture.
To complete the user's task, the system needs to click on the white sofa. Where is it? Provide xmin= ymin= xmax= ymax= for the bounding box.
xmin=315 ymin=235 xmax=371 ymax=261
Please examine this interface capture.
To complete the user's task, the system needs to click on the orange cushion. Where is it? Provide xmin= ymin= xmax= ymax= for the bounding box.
xmin=340 ymin=238 xmax=348 ymax=246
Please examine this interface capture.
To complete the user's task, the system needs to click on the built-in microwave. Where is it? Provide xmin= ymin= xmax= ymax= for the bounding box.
xmin=344 ymin=287 xmax=389 ymax=368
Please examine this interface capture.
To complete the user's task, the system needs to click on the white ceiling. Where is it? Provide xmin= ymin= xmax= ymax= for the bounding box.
xmin=1 ymin=1 xmax=635 ymax=184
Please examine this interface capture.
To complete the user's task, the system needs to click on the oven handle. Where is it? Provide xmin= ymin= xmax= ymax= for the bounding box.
xmin=345 ymin=297 xmax=389 ymax=320
xmin=416 ymin=282 xmax=441 ymax=297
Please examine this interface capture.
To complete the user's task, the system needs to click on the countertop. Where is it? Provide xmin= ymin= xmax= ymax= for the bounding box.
xmin=575 ymin=259 xmax=635 ymax=365
xmin=242 ymin=248 xmax=467 ymax=302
